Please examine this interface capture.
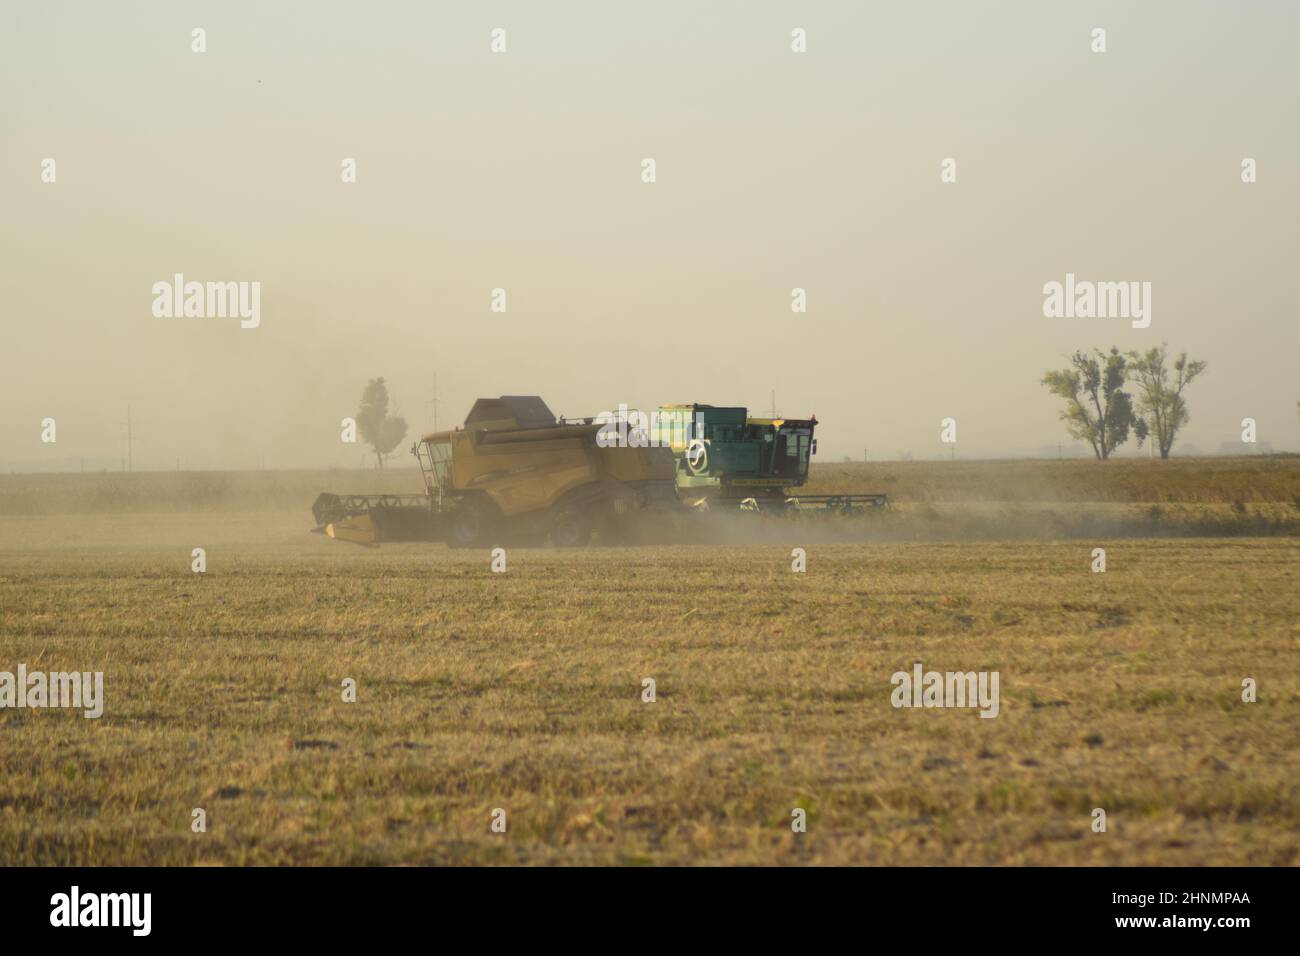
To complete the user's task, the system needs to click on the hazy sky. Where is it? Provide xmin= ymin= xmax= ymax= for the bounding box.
xmin=3 ymin=0 xmax=1297 ymax=470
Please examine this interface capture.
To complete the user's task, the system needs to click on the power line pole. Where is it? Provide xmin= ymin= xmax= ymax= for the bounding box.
xmin=426 ymin=372 xmax=439 ymax=433
xmin=126 ymin=405 xmax=133 ymax=473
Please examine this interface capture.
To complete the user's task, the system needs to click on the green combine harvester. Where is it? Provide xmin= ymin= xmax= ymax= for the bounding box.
xmin=650 ymin=403 xmax=887 ymax=514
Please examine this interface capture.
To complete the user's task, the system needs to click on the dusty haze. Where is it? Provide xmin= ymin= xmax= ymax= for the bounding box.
xmin=3 ymin=1 xmax=1297 ymax=471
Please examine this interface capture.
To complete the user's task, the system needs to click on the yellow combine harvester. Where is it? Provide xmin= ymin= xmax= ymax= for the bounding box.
xmin=312 ymin=396 xmax=678 ymax=547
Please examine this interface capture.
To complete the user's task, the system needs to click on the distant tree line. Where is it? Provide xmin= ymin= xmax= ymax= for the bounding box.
xmin=356 ymin=377 xmax=408 ymax=469
xmin=1042 ymin=344 xmax=1207 ymax=460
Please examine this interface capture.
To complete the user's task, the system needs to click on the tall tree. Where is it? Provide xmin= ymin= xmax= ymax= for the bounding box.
xmin=1125 ymin=344 xmax=1207 ymax=459
xmin=356 ymin=377 xmax=408 ymax=470
xmin=1041 ymin=348 xmax=1145 ymax=460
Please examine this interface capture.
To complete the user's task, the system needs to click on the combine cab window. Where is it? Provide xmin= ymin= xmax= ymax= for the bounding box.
xmin=419 ymin=440 xmax=454 ymax=497
xmin=429 ymin=441 xmax=452 ymax=486
xmin=776 ymin=427 xmax=813 ymax=480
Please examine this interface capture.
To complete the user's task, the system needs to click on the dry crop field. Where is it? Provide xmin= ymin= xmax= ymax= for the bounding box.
xmin=0 ymin=459 xmax=1297 ymax=865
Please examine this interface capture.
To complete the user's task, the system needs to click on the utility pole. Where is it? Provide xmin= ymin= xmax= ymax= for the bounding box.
xmin=426 ymin=372 xmax=439 ymax=433
xmin=126 ymin=405 xmax=133 ymax=473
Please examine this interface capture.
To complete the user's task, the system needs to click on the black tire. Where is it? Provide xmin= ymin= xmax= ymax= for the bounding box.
xmin=447 ymin=502 xmax=487 ymax=549
xmin=548 ymin=508 xmax=593 ymax=547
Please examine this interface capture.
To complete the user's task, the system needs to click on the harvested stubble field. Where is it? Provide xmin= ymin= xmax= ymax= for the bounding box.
xmin=0 ymin=459 xmax=1297 ymax=865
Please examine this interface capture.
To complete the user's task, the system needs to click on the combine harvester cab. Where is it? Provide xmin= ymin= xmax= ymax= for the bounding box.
xmin=312 ymin=396 xmax=679 ymax=547
xmin=653 ymin=403 xmax=887 ymax=514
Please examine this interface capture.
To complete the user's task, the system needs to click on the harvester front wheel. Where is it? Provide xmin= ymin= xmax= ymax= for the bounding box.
xmin=548 ymin=508 xmax=593 ymax=547
xmin=447 ymin=502 xmax=489 ymax=549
